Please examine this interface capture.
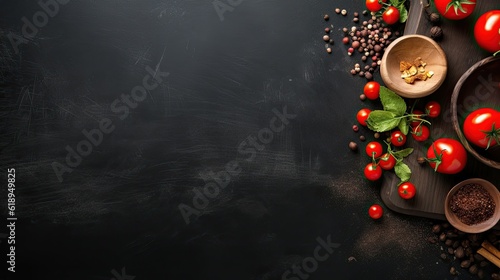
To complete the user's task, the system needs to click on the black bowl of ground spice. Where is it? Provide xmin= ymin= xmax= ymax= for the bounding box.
xmin=444 ymin=178 xmax=500 ymax=233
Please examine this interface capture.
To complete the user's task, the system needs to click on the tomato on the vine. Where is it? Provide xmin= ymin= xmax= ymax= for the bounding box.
xmin=368 ymin=204 xmax=383 ymax=219
xmin=364 ymin=163 xmax=382 ymax=181
xmin=426 ymin=138 xmax=467 ymax=174
xmin=390 ymin=130 xmax=407 ymax=147
xmin=363 ymin=81 xmax=380 ymax=100
xmin=398 ymin=182 xmax=416 ymax=199
xmin=382 ymin=6 xmax=400 ymax=25
xmin=366 ymin=0 xmax=386 ymax=12
xmin=474 ymin=10 xmax=500 ymax=53
xmin=434 ymin=0 xmax=476 ymax=20
xmin=463 ymin=108 xmax=500 ymax=149
xmin=365 ymin=141 xmax=383 ymax=158
xmin=410 ymin=109 xmax=425 ymax=127
xmin=411 ymin=125 xmax=430 ymax=142
xmin=425 ymin=101 xmax=441 ymax=118
xmin=379 ymin=153 xmax=396 ymax=170
xmin=357 ymin=108 xmax=371 ymax=126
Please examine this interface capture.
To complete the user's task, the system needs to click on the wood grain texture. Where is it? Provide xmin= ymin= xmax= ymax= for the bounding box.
xmin=380 ymin=34 xmax=447 ymax=98
xmin=380 ymin=0 xmax=500 ymax=229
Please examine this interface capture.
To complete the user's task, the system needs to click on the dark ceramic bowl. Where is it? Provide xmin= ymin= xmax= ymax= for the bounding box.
xmin=451 ymin=56 xmax=500 ymax=169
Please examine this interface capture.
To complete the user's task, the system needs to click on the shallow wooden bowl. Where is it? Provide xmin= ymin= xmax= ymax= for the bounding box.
xmin=451 ymin=56 xmax=500 ymax=169
xmin=380 ymin=35 xmax=447 ymax=98
xmin=444 ymin=178 xmax=500 ymax=234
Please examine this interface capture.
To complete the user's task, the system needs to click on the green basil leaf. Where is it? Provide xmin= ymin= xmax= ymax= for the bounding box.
xmin=399 ymin=6 xmax=408 ymax=23
xmin=366 ymin=110 xmax=400 ymax=132
xmin=394 ymin=161 xmax=411 ymax=183
xmin=380 ymin=86 xmax=407 ymax=116
xmin=389 ymin=0 xmax=400 ymax=6
xmin=398 ymin=118 xmax=409 ymax=135
xmin=392 ymin=148 xmax=414 ymax=160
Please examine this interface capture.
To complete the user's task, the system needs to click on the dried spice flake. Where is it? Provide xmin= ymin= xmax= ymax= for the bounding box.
xmin=399 ymin=57 xmax=434 ymax=84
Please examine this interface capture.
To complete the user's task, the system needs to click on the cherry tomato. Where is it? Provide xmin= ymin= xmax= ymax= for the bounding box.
xmin=364 ymin=163 xmax=382 ymax=181
xmin=365 ymin=141 xmax=383 ymax=158
xmin=363 ymin=81 xmax=380 ymax=100
xmin=366 ymin=0 xmax=387 ymax=12
xmin=398 ymin=182 xmax=416 ymax=199
xmin=382 ymin=6 xmax=400 ymax=25
xmin=390 ymin=130 xmax=407 ymax=147
xmin=357 ymin=108 xmax=371 ymax=126
xmin=379 ymin=153 xmax=396 ymax=170
xmin=426 ymin=138 xmax=467 ymax=174
xmin=368 ymin=204 xmax=383 ymax=219
xmin=411 ymin=125 xmax=430 ymax=142
xmin=463 ymin=108 xmax=500 ymax=149
xmin=434 ymin=0 xmax=476 ymax=20
xmin=474 ymin=10 xmax=500 ymax=53
xmin=425 ymin=101 xmax=441 ymax=118
xmin=410 ymin=109 xmax=425 ymax=127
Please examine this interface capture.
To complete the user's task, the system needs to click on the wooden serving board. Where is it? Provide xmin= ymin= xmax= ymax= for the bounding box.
xmin=380 ymin=0 xmax=500 ymax=228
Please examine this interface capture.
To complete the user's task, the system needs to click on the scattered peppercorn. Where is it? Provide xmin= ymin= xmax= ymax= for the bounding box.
xmin=348 ymin=141 xmax=358 ymax=151
xmin=324 ymin=14 xmax=329 ymax=20
xmin=430 ymin=12 xmax=440 ymax=24
xmin=430 ymin=26 xmax=443 ymax=40
xmin=417 ymin=157 xmax=426 ymax=165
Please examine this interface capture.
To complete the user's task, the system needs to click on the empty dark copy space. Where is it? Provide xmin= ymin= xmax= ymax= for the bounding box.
xmin=0 ymin=0 xmax=477 ymax=279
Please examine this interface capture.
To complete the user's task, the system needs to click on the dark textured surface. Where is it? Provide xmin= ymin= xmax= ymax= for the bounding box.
xmin=0 ymin=0 xmax=494 ymax=279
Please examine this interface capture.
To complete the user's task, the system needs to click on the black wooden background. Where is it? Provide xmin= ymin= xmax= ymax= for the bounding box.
xmin=0 ymin=0 xmax=490 ymax=279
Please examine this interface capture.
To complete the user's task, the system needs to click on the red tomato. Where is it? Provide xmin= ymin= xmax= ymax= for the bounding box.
xmin=426 ymin=138 xmax=467 ymax=174
xmin=474 ymin=10 xmax=500 ymax=53
xmin=366 ymin=0 xmax=386 ymax=12
xmin=368 ymin=204 xmax=383 ymax=219
xmin=379 ymin=153 xmax=396 ymax=170
xmin=390 ymin=130 xmax=407 ymax=147
xmin=357 ymin=108 xmax=371 ymax=126
xmin=364 ymin=163 xmax=382 ymax=181
xmin=434 ymin=0 xmax=476 ymax=20
xmin=410 ymin=109 xmax=425 ymax=127
xmin=425 ymin=101 xmax=441 ymax=118
xmin=365 ymin=141 xmax=383 ymax=158
xmin=398 ymin=182 xmax=416 ymax=199
xmin=411 ymin=125 xmax=430 ymax=142
xmin=463 ymin=108 xmax=500 ymax=149
xmin=363 ymin=81 xmax=380 ymax=100
xmin=382 ymin=6 xmax=400 ymax=25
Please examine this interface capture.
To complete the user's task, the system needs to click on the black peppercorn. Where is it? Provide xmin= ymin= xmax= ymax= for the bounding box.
xmin=430 ymin=13 xmax=440 ymax=24
xmin=430 ymin=26 xmax=443 ymax=40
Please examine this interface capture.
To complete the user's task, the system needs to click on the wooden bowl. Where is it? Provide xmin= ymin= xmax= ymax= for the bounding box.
xmin=451 ymin=56 xmax=500 ymax=169
xmin=380 ymin=35 xmax=447 ymax=98
xmin=444 ymin=178 xmax=500 ymax=234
